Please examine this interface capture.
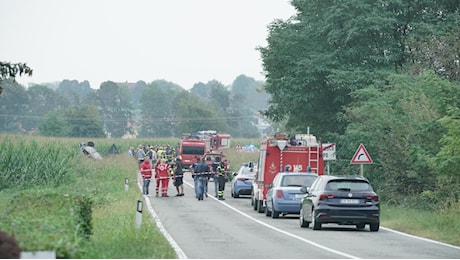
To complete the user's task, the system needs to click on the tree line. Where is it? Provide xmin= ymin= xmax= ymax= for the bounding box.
xmin=0 ymin=75 xmax=271 ymax=138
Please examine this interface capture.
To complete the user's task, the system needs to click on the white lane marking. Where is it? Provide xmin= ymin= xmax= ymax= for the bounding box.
xmin=183 ymin=179 xmax=359 ymax=259
xmin=380 ymin=227 xmax=460 ymax=250
xmin=137 ymin=176 xmax=188 ymax=259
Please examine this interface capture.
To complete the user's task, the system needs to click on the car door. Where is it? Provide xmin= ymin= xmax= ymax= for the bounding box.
xmin=266 ymin=173 xmax=281 ymax=211
xmin=303 ymin=177 xmax=322 ymax=221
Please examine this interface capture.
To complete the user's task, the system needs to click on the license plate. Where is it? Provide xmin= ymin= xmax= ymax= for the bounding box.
xmin=340 ymin=199 xmax=360 ymax=204
xmin=295 ymin=194 xmax=304 ymax=198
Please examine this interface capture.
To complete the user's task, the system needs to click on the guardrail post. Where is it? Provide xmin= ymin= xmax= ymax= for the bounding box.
xmin=135 ymin=200 xmax=143 ymax=230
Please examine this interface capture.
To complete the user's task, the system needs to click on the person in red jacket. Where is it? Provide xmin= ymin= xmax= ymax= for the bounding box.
xmin=140 ymin=156 xmax=153 ymax=196
xmin=156 ymin=158 xmax=170 ymax=197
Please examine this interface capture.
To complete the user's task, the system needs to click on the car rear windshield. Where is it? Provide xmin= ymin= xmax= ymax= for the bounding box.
xmin=326 ymin=180 xmax=372 ymax=191
xmin=281 ymin=175 xmax=317 ymax=187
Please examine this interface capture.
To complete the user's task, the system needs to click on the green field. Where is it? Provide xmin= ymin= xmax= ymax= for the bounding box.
xmin=0 ymin=135 xmax=458 ymax=258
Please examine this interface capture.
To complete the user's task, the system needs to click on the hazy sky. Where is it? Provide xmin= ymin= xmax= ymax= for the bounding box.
xmin=1 ymin=0 xmax=295 ymax=89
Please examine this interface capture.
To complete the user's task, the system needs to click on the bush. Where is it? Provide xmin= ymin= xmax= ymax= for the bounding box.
xmin=0 ymin=192 xmax=92 ymax=258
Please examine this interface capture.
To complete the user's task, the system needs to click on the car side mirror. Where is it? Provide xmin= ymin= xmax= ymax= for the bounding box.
xmin=233 ymin=172 xmax=237 ymax=176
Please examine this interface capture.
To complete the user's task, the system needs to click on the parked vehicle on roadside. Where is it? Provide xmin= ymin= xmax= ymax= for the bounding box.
xmin=231 ymin=162 xmax=256 ymax=198
xmin=252 ymin=132 xmax=325 ymax=213
xmin=299 ymin=175 xmax=380 ymax=231
xmin=265 ymin=172 xmax=318 ymax=218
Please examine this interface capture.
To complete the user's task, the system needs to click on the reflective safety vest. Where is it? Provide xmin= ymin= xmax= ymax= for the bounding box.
xmin=217 ymin=165 xmax=225 ymax=176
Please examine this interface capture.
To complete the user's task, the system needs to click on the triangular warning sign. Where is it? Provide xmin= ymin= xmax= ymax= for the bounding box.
xmin=351 ymin=143 xmax=373 ymax=164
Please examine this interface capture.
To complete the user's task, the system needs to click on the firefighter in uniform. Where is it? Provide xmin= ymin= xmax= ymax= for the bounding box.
xmin=216 ymin=161 xmax=226 ymax=200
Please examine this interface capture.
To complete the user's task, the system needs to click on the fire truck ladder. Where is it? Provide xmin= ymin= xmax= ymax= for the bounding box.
xmin=308 ymin=146 xmax=320 ymax=173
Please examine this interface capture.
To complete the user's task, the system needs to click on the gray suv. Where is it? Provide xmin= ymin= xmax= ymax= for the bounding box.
xmin=299 ymin=175 xmax=380 ymax=231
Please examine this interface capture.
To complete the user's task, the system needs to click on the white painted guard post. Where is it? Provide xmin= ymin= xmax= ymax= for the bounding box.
xmin=135 ymin=200 xmax=143 ymax=230
xmin=125 ymin=178 xmax=129 ymax=191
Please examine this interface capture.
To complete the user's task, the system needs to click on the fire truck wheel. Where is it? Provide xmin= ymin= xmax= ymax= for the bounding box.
xmin=271 ymin=203 xmax=280 ymax=219
xmin=257 ymin=200 xmax=264 ymax=213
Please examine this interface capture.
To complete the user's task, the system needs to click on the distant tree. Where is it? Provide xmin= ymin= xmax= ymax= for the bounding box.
xmin=130 ymin=80 xmax=148 ymax=110
xmin=24 ymin=84 xmax=68 ymax=131
xmin=209 ymin=81 xmax=230 ymax=115
xmin=139 ymin=80 xmax=181 ymax=137
xmin=231 ymin=75 xmax=269 ymax=111
xmin=56 ymin=80 xmax=94 ymax=106
xmin=64 ymin=105 xmax=105 ymax=138
xmin=38 ymin=110 xmax=69 ymax=137
xmin=190 ymin=82 xmax=209 ymax=100
xmin=95 ymin=81 xmax=132 ymax=138
xmin=0 ymin=81 xmax=29 ymax=133
xmin=175 ymin=93 xmax=227 ymax=134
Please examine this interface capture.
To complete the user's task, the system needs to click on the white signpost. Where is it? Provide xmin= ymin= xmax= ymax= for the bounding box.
xmin=350 ymin=143 xmax=373 ymax=176
xmin=322 ymin=143 xmax=336 ymax=174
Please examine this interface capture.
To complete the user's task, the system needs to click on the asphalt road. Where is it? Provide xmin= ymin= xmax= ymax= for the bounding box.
xmin=142 ymin=173 xmax=460 ymax=259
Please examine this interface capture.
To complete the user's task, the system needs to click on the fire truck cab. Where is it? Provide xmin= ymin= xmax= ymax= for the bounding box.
xmin=179 ymin=136 xmax=207 ymax=169
xmin=252 ymin=132 xmax=324 ymax=213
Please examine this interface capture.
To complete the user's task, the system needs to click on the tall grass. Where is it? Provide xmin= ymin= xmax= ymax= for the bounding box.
xmin=0 ymin=135 xmax=78 ymax=189
xmin=0 ymin=134 xmax=176 ymax=258
xmin=381 ymin=202 xmax=460 ymax=246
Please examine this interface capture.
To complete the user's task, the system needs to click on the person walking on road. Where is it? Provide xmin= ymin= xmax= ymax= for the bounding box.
xmin=195 ymin=157 xmax=211 ymax=201
xmin=136 ymin=144 xmax=146 ymax=168
xmin=192 ymin=156 xmax=200 ymax=199
xmin=140 ymin=156 xmax=153 ymax=196
xmin=173 ymin=156 xmax=184 ymax=196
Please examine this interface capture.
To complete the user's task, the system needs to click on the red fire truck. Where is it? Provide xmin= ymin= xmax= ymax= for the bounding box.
xmin=179 ymin=130 xmax=231 ymax=169
xmin=194 ymin=130 xmax=231 ymax=151
xmin=251 ymin=132 xmax=325 ymax=213
xmin=179 ymin=136 xmax=208 ymax=169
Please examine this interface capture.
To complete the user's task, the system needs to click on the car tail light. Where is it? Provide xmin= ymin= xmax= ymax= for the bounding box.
xmin=365 ymin=194 xmax=379 ymax=202
xmin=319 ymin=193 xmax=334 ymax=201
xmin=275 ymin=190 xmax=284 ymax=199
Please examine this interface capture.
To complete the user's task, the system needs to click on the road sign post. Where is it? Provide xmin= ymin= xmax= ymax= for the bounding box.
xmin=350 ymin=143 xmax=373 ymax=176
xmin=322 ymin=143 xmax=336 ymax=175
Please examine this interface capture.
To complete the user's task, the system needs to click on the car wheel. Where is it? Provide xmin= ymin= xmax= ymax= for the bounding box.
xmin=234 ymin=190 xmax=239 ymax=198
xmin=356 ymin=223 xmax=365 ymax=230
xmin=253 ymin=197 xmax=258 ymax=211
xmin=257 ymin=200 xmax=264 ymax=213
xmin=271 ymin=202 xmax=280 ymax=219
xmin=251 ymin=194 xmax=254 ymax=206
xmin=265 ymin=203 xmax=272 ymax=217
xmin=370 ymin=222 xmax=380 ymax=232
xmin=299 ymin=209 xmax=309 ymax=228
xmin=311 ymin=209 xmax=321 ymax=230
